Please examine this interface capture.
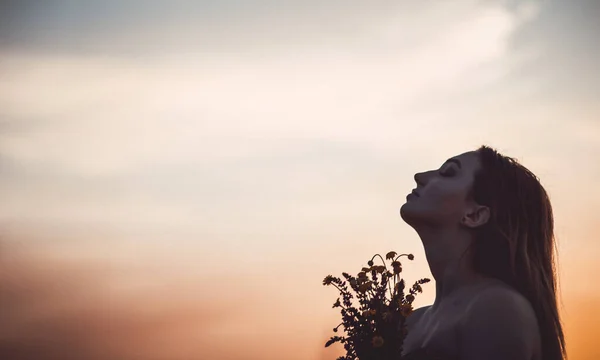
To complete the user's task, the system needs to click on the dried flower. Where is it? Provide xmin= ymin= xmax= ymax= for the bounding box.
xmin=382 ymin=311 xmax=392 ymax=321
xmin=372 ymin=336 xmax=384 ymax=348
xmin=400 ymin=304 xmax=413 ymax=317
xmin=374 ymin=265 xmax=386 ymax=274
xmin=358 ymin=281 xmax=372 ymax=293
xmin=323 ymin=250 xmax=431 ymax=360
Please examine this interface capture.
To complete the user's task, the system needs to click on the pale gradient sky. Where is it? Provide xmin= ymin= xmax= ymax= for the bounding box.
xmin=1 ymin=1 xmax=599 ymax=359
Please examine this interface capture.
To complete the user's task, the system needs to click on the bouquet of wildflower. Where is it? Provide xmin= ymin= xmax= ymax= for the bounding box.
xmin=323 ymin=251 xmax=430 ymax=360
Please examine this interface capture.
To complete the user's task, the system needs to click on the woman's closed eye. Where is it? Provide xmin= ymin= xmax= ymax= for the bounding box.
xmin=439 ymin=166 xmax=457 ymax=177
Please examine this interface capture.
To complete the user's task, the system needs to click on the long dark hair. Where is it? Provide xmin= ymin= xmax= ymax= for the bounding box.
xmin=469 ymin=145 xmax=566 ymax=360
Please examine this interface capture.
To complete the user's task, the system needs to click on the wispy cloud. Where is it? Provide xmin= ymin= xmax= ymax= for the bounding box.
xmin=0 ymin=1 xmax=539 ymax=237
xmin=0 ymin=2 xmax=530 ymax=169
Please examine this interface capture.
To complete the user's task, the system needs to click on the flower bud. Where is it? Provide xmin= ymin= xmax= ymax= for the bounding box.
xmin=372 ymin=336 xmax=384 ymax=348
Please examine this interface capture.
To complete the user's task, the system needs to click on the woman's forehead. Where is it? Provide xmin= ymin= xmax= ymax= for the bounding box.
xmin=450 ymin=151 xmax=480 ymax=169
xmin=456 ymin=151 xmax=477 ymax=160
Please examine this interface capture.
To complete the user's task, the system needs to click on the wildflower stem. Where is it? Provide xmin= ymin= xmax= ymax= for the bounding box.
xmin=393 ymin=253 xmax=412 ymax=262
xmin=370 ymin=254 xmax=388 ymax=270
xmin=331 ymin=283 xmax=349 ymax=296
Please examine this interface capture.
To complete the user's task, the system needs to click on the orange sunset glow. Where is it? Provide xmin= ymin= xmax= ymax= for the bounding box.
xmin=1 ymin=1 xmax=599 ymax=359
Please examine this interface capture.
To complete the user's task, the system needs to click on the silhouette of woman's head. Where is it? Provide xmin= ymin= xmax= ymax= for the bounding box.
xmin=399 ymin=150 xmax=488 ymax=231
xmin=400 ymin=145 xmax=566 ymax=360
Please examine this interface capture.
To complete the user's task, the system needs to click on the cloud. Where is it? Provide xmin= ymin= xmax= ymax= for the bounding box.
xmin=1 ymin=1 xmax=511 ymax=55
xmin=1 ymin=1 xmax=598 ymax=269
xmin=505 ymin=0 xmax=600 ymax=102
xmin=0 ymin=1 xmax=526 ymax=173
xmin=1 ymin=0 xmax=568 ymax=241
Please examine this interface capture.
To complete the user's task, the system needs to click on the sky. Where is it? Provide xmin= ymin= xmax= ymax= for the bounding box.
xmin=0 ymin=0 xmax=599 ymax=359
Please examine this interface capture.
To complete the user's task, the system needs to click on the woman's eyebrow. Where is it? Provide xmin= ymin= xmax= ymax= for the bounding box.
xmin=443 ymin=158 xmax=462 ymax=168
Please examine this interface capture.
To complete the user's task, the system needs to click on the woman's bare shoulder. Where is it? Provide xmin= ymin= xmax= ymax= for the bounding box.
xmin=466 ymin=281 xmax=533 ymax=313
xmin=406 ymin=305 xmax=431 ymax=327
xmin=459 ymin=284 xmax=541 ymax=360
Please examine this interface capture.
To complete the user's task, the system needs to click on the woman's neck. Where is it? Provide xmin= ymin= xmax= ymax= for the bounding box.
xmin=417 ymin=228 xmax=488 ymax=310
xmin=429 ymin=256 xmax=489 ymax=310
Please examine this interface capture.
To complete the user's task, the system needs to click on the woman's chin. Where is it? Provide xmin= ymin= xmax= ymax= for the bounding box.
xmin=399 ymin=202 xmax=413 ymax=223
xmin=399 ymin=202 xmax=426 ymax=228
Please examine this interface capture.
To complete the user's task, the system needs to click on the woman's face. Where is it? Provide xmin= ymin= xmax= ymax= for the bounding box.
xmin=400 ymin=151 xmax=483 ymax=230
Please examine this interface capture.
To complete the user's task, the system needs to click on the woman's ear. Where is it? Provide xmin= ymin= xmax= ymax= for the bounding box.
xmin=462 ymin=205 xmax=490 ymax=229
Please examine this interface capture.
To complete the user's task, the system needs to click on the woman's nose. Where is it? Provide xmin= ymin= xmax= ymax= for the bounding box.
xmin=414 ymin=172 xmax=425 ymax=186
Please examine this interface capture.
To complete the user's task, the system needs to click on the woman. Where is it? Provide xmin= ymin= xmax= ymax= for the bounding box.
xmin=398 ymin=145 xmax=567 ymax=360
